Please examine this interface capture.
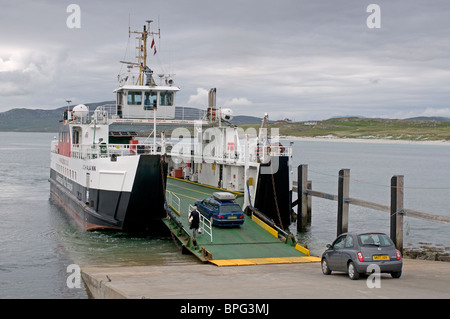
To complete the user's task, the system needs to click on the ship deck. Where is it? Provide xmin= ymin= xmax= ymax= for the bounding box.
xmin=163 ymin=177 xmax=320 ymax=266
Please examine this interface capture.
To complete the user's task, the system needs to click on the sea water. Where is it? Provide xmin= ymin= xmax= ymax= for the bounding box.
xmin=0 ymin=132 xmax=193 ymax=298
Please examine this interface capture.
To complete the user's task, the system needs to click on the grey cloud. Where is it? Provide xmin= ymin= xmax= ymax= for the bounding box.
xmin=0 ymin=0 xmax=449 ymax=120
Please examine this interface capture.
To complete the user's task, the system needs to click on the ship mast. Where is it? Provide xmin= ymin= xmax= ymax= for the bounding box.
xmin=129 ymin=20 xmax=160 ymax=86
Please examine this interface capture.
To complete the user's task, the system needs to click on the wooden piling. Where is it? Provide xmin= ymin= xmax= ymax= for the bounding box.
xmin=390 ymin=175 xmax=404 ymax=253
xmin=337 ymin=169 xmax=350 ymax=236
xmin=306 ymin=180 xmax=312 ymax=225
xmin=297 ymin=164 xmax=309 ymax=232
xmin=293 ymin=165 xmax=448 ymax=249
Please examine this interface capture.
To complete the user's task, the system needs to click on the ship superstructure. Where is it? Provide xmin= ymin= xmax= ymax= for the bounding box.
xmin=49 ymin=20 xmax=293 ymax=232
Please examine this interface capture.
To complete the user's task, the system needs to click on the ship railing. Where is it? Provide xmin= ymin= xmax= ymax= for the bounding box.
xmin=108 ymin=143 xmax=159 ymax=156
xmin=189 ymin=204 xmax=213 ymax=243
xmin=70 ymin=142 xmax=162 ymax=159
xmin=166 ymin=141 xmax=291 ymax=166
xmin=165 ymin=190 xmax=181 ymax=214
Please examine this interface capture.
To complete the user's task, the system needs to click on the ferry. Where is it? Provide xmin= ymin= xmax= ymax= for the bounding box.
xmin=49 ymin=20 xmax=293 ymax=232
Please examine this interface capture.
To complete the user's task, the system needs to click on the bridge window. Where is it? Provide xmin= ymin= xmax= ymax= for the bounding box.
xmin=144 ymin=91 xmax=157 ymax=110
xmin=128 ymin=91 xmax=142 ymax=105
xmin=159 ymin=91 xmax=174 ymax=106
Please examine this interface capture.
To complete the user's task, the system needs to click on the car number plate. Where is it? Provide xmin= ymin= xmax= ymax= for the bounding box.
xmin=228 ymin=216 xmax=237 ymax=219
xmin=373 ymin=255 xmax=389 ymax=261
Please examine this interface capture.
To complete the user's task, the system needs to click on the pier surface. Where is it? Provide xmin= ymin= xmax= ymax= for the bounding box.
xmin=81 ymin=178 xmax=450 ymax=300
xmin=81 ymin=259 xmax=450 ymax=299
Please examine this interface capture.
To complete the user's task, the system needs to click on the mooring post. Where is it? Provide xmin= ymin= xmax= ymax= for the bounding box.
xmin=306 ymin=180 xmax=312 ymax=225
xmin=337 ymin=169 xmax=350 ymax=236
xmin=297 ymin=164 xmax=309 ymax=232
xmin=390 ymin=175 xmax=404 ymax=253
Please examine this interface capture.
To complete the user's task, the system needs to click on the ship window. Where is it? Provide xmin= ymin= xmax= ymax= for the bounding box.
xmin=144 ymin=91 xmax=157 ymax=110
xmin=128 ymin=91 xmax=142 ymax=105
xmin=117 ymin=91 xmax=123 ymax=105
xmin=159 ymin=91 xmax=173 ymax=106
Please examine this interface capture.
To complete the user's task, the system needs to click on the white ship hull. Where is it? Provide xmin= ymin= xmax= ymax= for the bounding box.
xmin=49 ymin=148 xmax=167 ymax=231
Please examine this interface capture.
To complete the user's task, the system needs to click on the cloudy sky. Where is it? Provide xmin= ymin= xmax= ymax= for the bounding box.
xmin=0 ymin=0 xmax=449 ymax=120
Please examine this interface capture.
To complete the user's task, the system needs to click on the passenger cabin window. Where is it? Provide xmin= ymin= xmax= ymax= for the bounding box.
xmin=159 ymin=91 xmax=174 ymax=106
xmin=144 ymin=91 xmax=157 ymax=110
xmin=128 ymin=91 xmax=142 ymax=105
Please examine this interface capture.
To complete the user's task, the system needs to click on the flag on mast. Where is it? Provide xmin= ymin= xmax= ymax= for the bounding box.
xmin=151 ymin=38 xmax=157 ymax=55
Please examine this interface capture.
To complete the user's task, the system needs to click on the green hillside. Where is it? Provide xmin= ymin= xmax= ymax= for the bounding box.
xmin=240 ymin=117 xmax=450 ymax=141
xmin=0 ymin=101 xmax=115 ymax=132
xmin=1 ymin=103 xmax=449 ymax=142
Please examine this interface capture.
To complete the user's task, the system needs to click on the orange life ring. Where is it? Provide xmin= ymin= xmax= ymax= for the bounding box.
xmin=209 ymin=110 xmax=216 ymax=121
xmin=267 ymin=143 xmax=285 ymax=154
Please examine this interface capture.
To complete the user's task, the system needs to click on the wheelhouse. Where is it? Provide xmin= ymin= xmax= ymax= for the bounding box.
xmin=115 ymin=85 xmax=179 ymax=119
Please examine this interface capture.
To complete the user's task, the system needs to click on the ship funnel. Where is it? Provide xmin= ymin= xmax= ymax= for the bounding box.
xmin=208 ymin=88 xmax=216 ymax=110
xmin=207 ymin=88 xmax=217 ymax=122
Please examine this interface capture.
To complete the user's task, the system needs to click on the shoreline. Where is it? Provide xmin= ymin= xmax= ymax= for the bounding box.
xmin=280 ymin=135 xmax=450 ymax=146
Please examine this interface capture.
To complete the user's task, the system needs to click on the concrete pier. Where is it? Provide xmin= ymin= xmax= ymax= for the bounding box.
xmin=82 ymin=259 xmax=450 ymax=299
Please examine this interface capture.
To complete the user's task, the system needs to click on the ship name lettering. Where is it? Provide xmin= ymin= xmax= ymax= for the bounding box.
xmin=59 ymin=158 xmax=69 ymax=166
xmin=83 ymin=165 xmax=96 ymax=171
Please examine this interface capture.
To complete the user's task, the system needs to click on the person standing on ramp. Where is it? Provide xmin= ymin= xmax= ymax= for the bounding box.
xmin=189 ymin=206 xmax=200 ymax=244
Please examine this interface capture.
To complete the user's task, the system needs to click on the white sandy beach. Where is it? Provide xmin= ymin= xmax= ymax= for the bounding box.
xmin=280 ymin=135 xmax=450 ymax=146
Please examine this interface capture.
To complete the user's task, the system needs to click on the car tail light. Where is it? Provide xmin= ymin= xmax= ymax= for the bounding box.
xmin=357 ymin=252 xmax=364 ymax=262
xmin=239 ymin=214 xmax=244 ymax=219
xmin=396 ymin=250 xmax=401 ymax=260
xmin=217 ymin=214 xmax=225 ymax=219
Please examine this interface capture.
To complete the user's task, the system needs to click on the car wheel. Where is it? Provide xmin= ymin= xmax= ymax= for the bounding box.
xmin=321 ymin=258 xmax=332 ymax=275
xmin=347 ymin=261 xmax=360 ymax=280
xmin=391 ymin=271 xmax=402 ymax=278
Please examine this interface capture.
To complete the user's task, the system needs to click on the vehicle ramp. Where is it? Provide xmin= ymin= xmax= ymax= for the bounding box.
xmin=162 ymin=177 xmax=320 ymax=266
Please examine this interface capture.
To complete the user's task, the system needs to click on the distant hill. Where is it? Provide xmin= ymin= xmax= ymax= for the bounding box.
xmin=230 ymin=115 xmax=263 ymax=125
xmin=0 ymin=101 xmax=115 ymax=132
xmin=3 ymin=102 xmax=448 ymax=136
xmin=0 ymin=102 xmax=263 ymax=132
xmin=240 ymin=116 xmax=450 ymax=141
xmin=0 ymin=107 xmax=64 ymax=132
xmin=405 ymin=116 xmax=450 ymax=122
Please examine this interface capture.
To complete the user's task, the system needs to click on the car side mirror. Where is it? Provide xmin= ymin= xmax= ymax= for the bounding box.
xmin=326 ymin=244 xmax=332 ymax=249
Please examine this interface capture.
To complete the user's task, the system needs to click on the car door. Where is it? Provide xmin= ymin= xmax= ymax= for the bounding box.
xmin=198 ymin=199 xmax=210 ymax=218
xmin=340 ymin=234 xmax=355 ymax=266
xmin=327 ymin=235 xmax=347 ymax=270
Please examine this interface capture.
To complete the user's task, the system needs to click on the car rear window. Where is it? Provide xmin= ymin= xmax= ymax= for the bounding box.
xmin=358 ymin=233 xmax=393 ymax=247
xmin=219 ymin=204 xmax=242 ymax=214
